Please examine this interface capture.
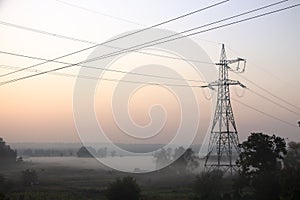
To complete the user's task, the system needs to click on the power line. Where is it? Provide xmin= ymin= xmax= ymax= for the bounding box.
xmin=81 ymin=0 xmax=289 ymax=65
xmin=55 ymin=0 xmax=144 ymax=26
xmin=0 ymin=59 xmax=208 ymax=84
xmin=0 ymin=64 xmax=204 ymax=88
xmin=0 ymin=0 xmax=284 ymax=78
xmin=0 ymin=0 xmax=228 ymax=78
xmin=0 ymin=18 xmax=220 ymax=49
xmin=0 ymin=49 xmax=214 ymax=78
xmin=248 ymin=88 xmax=300 ymax=116
xmin=225 ymin=45 xmax=300 ymax=112
xmin=0 ymin=22 xmax=215 ymax=70
xmin=75 ymin=1 xmax=293 ymax=70
xmin=0 ymin=51 xmax=210 ymax=83
xmin=237 ymin=74 xmax=300 ymax=111
xmin=226 ymin=45 xmax=300 ymax=94
xmin=232 ymin=98 xmax=298 ymax=128
xmin=0 ymin=20 xmax=97 ymax=45
xmin=1 ymin=3 xmax=299 ymax=86
xmin=3 ymin=71 xmax=296 ymax=129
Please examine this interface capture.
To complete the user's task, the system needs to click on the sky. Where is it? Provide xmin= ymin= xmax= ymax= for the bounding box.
xmin=0 ymin=0 xmax=299 ymax=144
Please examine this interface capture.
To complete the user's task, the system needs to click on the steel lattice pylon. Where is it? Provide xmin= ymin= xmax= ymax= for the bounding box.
xmin=204 ymin=44 xmax=246 ymax=174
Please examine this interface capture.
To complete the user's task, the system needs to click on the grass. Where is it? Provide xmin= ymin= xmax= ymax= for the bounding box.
xmin=0 ymin=159 xmax=197 ymax=200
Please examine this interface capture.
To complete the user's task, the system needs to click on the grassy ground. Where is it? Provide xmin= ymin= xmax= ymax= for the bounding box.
xmin=0 ymin=159 xmax=197 ymax=200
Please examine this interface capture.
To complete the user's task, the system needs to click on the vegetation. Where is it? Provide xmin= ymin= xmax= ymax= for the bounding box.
xmin=105 ymin=176 xmax=141 ymax=200
xmin=0 ymin=138 xmax=16 ymax=165
xmin=194 ymin=170 xmax=224 ymax=200
xmin=0 ymin=134 xmax=299 ymax=200
xmin=21 ymin=169 xmax=38 ymax=186
xmin=76 ymin=146 xmax=95 ymax=158
xmin=280 ymin=141 xmax=300 ymax=200
xmin=232 ymin=132 xmax=300 ymax=200
xmin=154 ymin=147 xmax=199 ymax=174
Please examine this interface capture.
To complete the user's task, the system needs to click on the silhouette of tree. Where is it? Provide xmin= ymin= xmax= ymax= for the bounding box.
xmin=153 ymin=148 xmax=171 ymax=169
xmin=97 ymin=147 xmax=107 ymax=158
xmin=21 ymin=169 xmax=38 ymax=186
xmin=280 ymin=142 xmax=300 ymax=200
xmin=173 ymin=148 xmax=199 ymax=174
xmin=284 ymin=141 xmax=300 ymax=170
xmin=0 ymin=137 xmax=16 ymax=165
xmin=236 ymin=132 xmax=287 ymax=200
xmin=105 ymin=176 xmax=141 ymax=200
xmin=194 ymin=170 xmax=224 ymax=200
xmin=76 ymin=146 xmax=96 ymax=158
xmin=237 ymin=132 xmax=286 ymax=176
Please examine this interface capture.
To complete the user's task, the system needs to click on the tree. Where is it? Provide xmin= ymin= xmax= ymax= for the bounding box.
xmin=236 ymin=132 xmax=287 ymax=200
xmin=194 ymin=170 xmax=224 ymax=200
xmin=172 ymin=147 xmax=199 ymax=174
xmin=0 ymin=137 xmax=16 ymax=165
xmin=21 ymin=169 xmax=38 ymax=186
xmin=284 ymin=141 xmax=300 ymax=170
xmin=153 ymin=148 xmax=171 ymax=169
xmin=105 ymin=176 xmax=141 ymax=200
xmin=76 ymin=146 xmax=95 ymax=158
xmin=237 ymin=132 xmax=286 ymax=176
xmin=280 ymin=142 xmax=300 ymax=200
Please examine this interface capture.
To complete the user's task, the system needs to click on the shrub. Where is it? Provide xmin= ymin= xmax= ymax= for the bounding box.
xmin=105 ymin=176 xmax=141 ymax=200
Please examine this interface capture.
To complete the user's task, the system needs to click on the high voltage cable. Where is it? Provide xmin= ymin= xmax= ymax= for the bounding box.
xmin=247 ymin=88 xmax=300 ymax=116
xmin=236 ymin=73 xmax=300 ymax=111
xmin=0 ymin=0 xmax=228 ymax=78
xmin=6 ymin=49 xmax=300 ymax=115
xmin=55 ymin=0 xmax=144 ymax=26
xmin=0 ymin=58 xmax=208 ymax=84
xmin=86 ymin=0 xmax=288 ymax=62
xmin=0 ymin=64 xmax=297 ymax=128
xmin=226 ymin=45 xmax=300 ymax=112
xmin=61 ymin=1 xmax=293 ymax=73
xmin=0 ymin=24 xmax=215 ymax=68
xmin=232 ymin=98 xmax=298 ymax=128
xmin=0 ymin=65 xmax=204 ymax=88
xmin=2 ymin=65 xmax=298 ymax=127
xmin=0 ymin=50 xmax=214 ymax=78
xmin=0 ymin=0 xmax=284 ymax=77
xmin=226 ymin=45 xmax=300 ymax=96
xmin=1 ymin=3 xmax=299 ymax=86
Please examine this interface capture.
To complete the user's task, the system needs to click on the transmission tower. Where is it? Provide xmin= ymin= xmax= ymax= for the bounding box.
xmin=203 ymin=44 xmax=246 ymax=174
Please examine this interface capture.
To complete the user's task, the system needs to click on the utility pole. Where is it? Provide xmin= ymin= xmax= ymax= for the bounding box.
xmin=203 ymin=44 xmax=246 ymax=174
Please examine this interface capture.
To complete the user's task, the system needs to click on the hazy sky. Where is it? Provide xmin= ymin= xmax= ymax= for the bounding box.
xmin=0 ymin=0 xmax=299 ymax=144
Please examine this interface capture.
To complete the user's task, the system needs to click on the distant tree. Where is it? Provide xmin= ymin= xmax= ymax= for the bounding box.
xmin=236 ymin=132 xmax=287 ymax=200
xmin=194 ymin=170 xmax=224 ymax=200
xmin=172 ymin=147 xmax=199 ymax=174
xmin=111 ymin=150 xmax=116 ymax=157
xmin=105 ymin=176 xmax=141 ymax=200
xmin=0 ymin=137 xmax=16 ymax=165
xmin=23 ymin=149 xmax=33 ymax=157
xmin=153 ymin=148 xmax=171 ymax=169
xmin=97 ymin=147 xmax=107 ymax=158
xmin=76 ymin=146 xmax=95 ymax=158
xmin=21 ymin=169 xmax=38 ymax=186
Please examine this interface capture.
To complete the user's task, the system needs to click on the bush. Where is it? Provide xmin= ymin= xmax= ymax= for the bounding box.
xmin=105 ymin=176 xmax=141 ymax=200
xmin=21 ymin=169 xmax=38 ymax=186
xmin=194 ymin=170 xmax=224 ymax=200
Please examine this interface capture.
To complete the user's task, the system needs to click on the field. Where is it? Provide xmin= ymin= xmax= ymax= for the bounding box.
xmin=0 ymin=157 xmax=197 ymax=200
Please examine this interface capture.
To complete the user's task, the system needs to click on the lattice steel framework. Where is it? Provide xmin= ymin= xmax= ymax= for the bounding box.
xmin=204 ymin=44 xmax=246 ymax=174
